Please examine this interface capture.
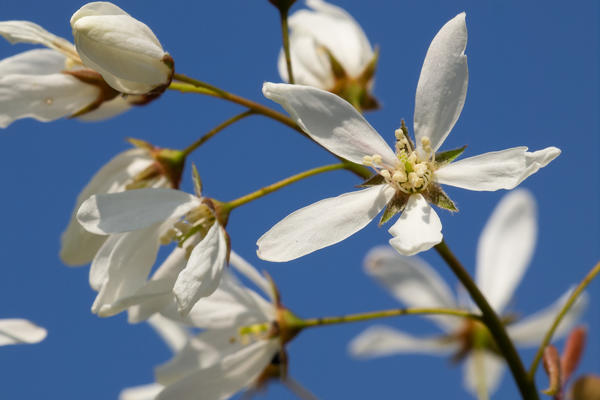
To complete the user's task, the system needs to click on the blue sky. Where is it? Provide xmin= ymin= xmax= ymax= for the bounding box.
xmin=0 ymin=1 xmax=598 ymax=399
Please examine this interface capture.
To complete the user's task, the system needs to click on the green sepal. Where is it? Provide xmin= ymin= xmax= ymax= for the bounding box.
xmin=191 ymin=163 xmax=203 ymax=197
xmin=425 ymin=185 xmax=458 ymax=212
xmin=357 ymin=173 xmax=385 ymax=187
xmin=400 ymin=119 xmax=415 ymax=151
xmin=435 ymin=145 xmax=467 ymax=166
xmin=379 ymin=192 xmax=409 ymax=226
xmin=127 ymin=137 xmax=155 ymax=151
xmin=322 ymin=46 xmax=347 ymax=80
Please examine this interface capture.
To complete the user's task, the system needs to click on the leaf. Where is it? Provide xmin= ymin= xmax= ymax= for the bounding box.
xmin=435 ymin=145 xmax=467 ymax=166
xmin=542 ymin=345 xmax=562 ymax=396
xmin=424 ymin=185 xmax=458 ymax=212
xmin=378 ymin=192 xmax=409 ymax=226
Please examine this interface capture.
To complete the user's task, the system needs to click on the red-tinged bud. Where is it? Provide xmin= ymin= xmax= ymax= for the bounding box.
xmin=561 ymin=326 xmax=587 ymax=385
xmin=542 ymin=345 xmax=562 ymax=396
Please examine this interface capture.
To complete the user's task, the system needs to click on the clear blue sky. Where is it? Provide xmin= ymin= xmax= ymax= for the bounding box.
xmin=0 ymin=1 xmax=598 ymax=399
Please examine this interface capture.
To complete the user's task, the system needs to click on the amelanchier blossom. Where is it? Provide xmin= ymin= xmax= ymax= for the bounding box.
xmin=151 ymin=252 xmax=297 ymax=400
xmin=0 ymin=318 xmax=47 ymax=346
xmin=76 ymin=187 xmax=229 ymax=318
xmin=349 ymin=190 xmax=588 ymax=397
xmin=71 ymin=2 xmax=174 ymax=95
xmin=279 ymin=0 xmax=378 ymax=110
xmin=258 ymin=13 xmax=560 ymax=261
xmin=0 ymin=21 xmax=130 ymax=128
xmin=60 ymin=140 xmax=184 ymax=266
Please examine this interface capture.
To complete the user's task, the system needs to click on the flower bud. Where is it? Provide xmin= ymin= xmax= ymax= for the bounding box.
xmin=70 ymin=2 xmax=174 ymax=95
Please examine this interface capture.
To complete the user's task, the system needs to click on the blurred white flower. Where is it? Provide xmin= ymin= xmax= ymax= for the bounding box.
xmin=258 ymin=13 xmax=560 ymax=262
xmin=0 ymin=318 xmax=47 ymax=346
xmin=0 ymin=21 xmax=131 ymax=128
xmin=349 ymin=190 xmax=588 ymax=397
xmin=279 ymin=0 xmax=378 ymax=110
xmin=71 ymin=2 xmax=174 ymax=95
xmin=76 ymin=188 xmax=229 ymax=318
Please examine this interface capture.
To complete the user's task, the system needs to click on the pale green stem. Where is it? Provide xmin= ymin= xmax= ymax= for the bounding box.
xmin=279 ymin=9 xmax=295 ymax=84
xmin=182 ymin=110 xmax=255 ymax=156
xmin=223 ymin=163 xmax=348 ymax=211
xmin=528 ymin=260 xmax=600 ymax=378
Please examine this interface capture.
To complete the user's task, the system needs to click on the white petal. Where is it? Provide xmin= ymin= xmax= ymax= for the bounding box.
xmin=349 ymin=325 xmax=456 ymax=358
xmin=262 ymin=83 xmax=396 ymax=166
xmin=174 ymin=222 xmax=229 ymax=315
xmin=388 ymin=194 xmax=443 ymax=255
xmin=228 ymin=251 xmax=274 ymax=301
xmin=147 ymin=314 xmax=189 ymax=353
xmin=414 ymin=13 xmax=468 ymax=153
xmin=90 ymin=225 xmax=161 ymax=317
xmin=507 ymin=288 xmax=588 ymax=347
xmin=463 ymin=350 xmax=505 ymax=397
xmin=0 ymin=319 xmax=47 ymax=346
xmin=288 ymin=0 xmax=373 ymax=78
xmin=278 ymin=34 xmax=333 ymax=89
xmin=0 ymin=20 xmax=77 ymax=59
xmin=363 ymin=246 xmax=460 ymax=331
xmin=76 ymin=94 xmax=131 ymax=121
xmin=257 ymin=185 xmax=395 ymax=262
xmin=60 ymin=148 xmax=154 ymax=266
xmin=119 ymin=383 xmax=164 ymax=400
xmin=435 ymin=146 xmax=561 ymax=191
xmin=156 ymin=339 xmax=279 ymax=400
xmin=0 ymin=72 xmax=99 ymax=128
xmin=77 ymin=188 xmax=201 ymax=234
xmin=71 ymin=4 xmax=170 ymax=94
xmin=476 ymin=190 xmax=537 ymax=313
xmin=0 ymin=49 xmax=66 ymax=76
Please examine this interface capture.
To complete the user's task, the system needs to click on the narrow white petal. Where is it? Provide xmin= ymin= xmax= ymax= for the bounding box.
xmin=463 ymin=350 xmax=505 ymax=397
xmin=364 ymin=246 xmax=460 ymax=331
xmin=0 ymin=319 xmax=47 ymax=346
xmin=174 ymin=222 xmax=229 ymax=315
xmin=77 ymin=188 xmax=200 ymax=234
xmin=119 ymin=383 xmax=164 ymax=400
xmin=60 ymin=148 xmax=154 ymax=266
xmin=0 ymin=20 xmax=77 ymax=59
xmin=349 ymin=325 xmax=456 ymax=358
xmin=228 ymin=251 xmax=274 ymax=301
xmin=435 ymin=146 xmax=561 ymax=191
xmin=0 ymin=49 xmax=66 ymax=76
xmin=147 ymin=314 xmax=189 ymax=353
xmin=156 ymin=339 xmax=279 ymax=400
xmin=507 ymin=288 xmax=588 ymax=347
xmin=257 ymin=185 xmax=395 ymax=262
xmin=414 ymin=13 xmax=468 ymax=152
xmin=0 ymin=72 xmax=99 ymax=128
xmin=76 ymin=94 xmax=131 ymax=121
xmin=262 ymin=83 xmax=396 ymax=166
xmin=476 ymin=190 xmax=537 ymax=313
xmin=388 ymin=194 xmax=443 ymax=256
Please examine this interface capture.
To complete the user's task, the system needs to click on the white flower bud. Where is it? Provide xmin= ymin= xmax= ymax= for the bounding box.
xmin=70 ymin=2 xmax=173 ymax=95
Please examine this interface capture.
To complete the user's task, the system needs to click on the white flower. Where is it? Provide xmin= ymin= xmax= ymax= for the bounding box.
xmin=152 ymin=252 xmax=282 ymax=400
xmin=279 ymin=0 xmax=378 ymax=110
xmin=258 ymin=13 xmax=560 ymax=261
xmin=349 ymin=190 xmax=588 ymax=397
xmin=60 ymin=147 xmax=170 ymax=266
xmin=0 ymin=318 xmax=47 ymax=346
xmin=0 ymin=21 xmax=131 ymax=128
xmin=76 ymin=188 xmax=229 ymax=318
xmin=70 ymin=2 xmax=174 ymax=95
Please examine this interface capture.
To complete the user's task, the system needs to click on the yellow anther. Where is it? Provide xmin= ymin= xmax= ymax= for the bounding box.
xmin=362 ymin=155 xmax=373 ymax=166
xmin=395 ymin=129 xmax=404 ymax=140
xmin=392 ymin=170 xmax=407 ymax=183
xmin=380 ymin=170 xmax=391 ymax=180
xmin=160 ymin=228 xmax=177 ymax=245
xmin=420 ymin=137 xmax=431 ymax=147
xmin=408 ymin=172 xmax=421 ymax=188
xmin=407 ymin=152 xmax=417 ymax=164
xmin=372 ymin=154 xmax=383 ymax=165
xmin=414 ymin=163 xmax=428 ymax=177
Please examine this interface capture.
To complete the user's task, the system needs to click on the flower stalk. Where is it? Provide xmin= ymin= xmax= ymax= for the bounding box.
xmin=279 ymin=9 xmax=295 ymax=84
xmin=528 ymin=260 xmax=600 ymax=378
xmin=434 ymin=240 xmax=540 ymax=400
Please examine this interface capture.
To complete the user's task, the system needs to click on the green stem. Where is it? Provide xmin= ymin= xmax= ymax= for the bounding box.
xmin=434 ymin=240 xmax=539 ymax=400
xmin=224 ymin=163 xmax=347 ymax=211
xmin=300 ymin=307 xmax=481 ymax=329
xmin=173 ymin=73 xmax=229 ymax=97
xmin=279 ymin=9 xmax=295 ymax=84
xmin=168 ymin=81 xmax=371 ymax=180
xmin=182 ymin=110 xmax=255 ymax=156
xmin=528 ymin=260 xmax=600 ymax=378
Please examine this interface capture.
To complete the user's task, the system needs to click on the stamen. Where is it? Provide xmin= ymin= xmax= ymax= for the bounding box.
xmin=392 ymin=170 xmax=407 ymax=183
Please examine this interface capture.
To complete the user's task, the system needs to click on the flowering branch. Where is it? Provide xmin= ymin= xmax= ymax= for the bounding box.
xmin=528 ymin=260 xmax=600 ymax=378
xmin=434 ymin=240 xmax=540 ymax=400
xmin=223 ymin=163 xmax=349 ymax=211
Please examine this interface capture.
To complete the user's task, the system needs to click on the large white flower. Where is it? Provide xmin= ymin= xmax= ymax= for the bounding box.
xmin=0 ymin=318 xmax=47 ymax=346
xmin=71 ymin=2 xmax=174 ymax=95
xmin=0 ymin=21 xmax=131 ymax=128
xmin=279 ymin=0 xmax=378 ymax=110
xmin=151 ymin=252 xmax=284 ymax=400
xmin=258 ymin=13 xmax=560 ymax=261
xmin=349 ymin=190 xmax=588 ymax=397
xmin=76 ymin=188 xmax=229 ymax=318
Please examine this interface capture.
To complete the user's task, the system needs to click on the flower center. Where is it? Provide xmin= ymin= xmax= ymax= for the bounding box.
xmin=363 ymin=130 xmax=435 ymax=194
xmin=159 ymin=204 xmax=216 ymax=256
